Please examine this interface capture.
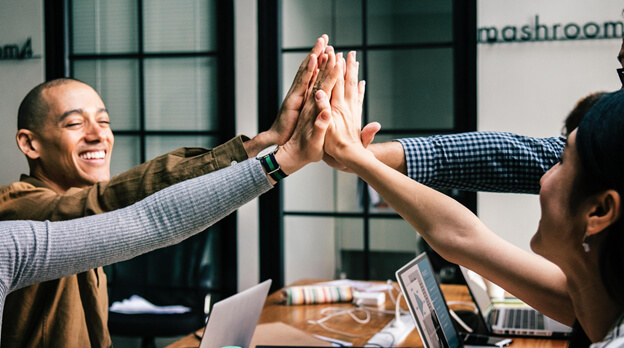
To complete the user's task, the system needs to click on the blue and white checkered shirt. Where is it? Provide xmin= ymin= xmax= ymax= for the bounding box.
xmin=397 ymin=131 xmax=565 ymax=194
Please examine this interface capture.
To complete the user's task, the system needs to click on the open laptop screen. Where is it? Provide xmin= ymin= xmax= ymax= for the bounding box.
xmin=396 ymin=253 xmax=460 ymax=348
xmin=459 ymin=266 xmax=495 ymax=331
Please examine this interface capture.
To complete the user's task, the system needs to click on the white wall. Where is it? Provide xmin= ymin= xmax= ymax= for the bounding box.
xmin=477 ymin=0 xmax=623 ymax=251
xmin=0 ymin=0 xmax=44 ymax=185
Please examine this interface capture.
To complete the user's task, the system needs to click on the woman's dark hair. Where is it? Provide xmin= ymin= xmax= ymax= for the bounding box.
xmin=562 ymin=91 xmax=607 ymax=136
xmin=575 ymin=89 xmax=624 ymax=306
xmin=568 ymin=321 xmax=592 ymax=348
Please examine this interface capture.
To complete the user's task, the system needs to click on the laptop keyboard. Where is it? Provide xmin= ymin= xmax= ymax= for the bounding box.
xmin=502 ymin=308 xmax=545 ymax=330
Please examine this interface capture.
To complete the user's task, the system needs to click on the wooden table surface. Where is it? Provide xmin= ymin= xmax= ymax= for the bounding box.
xmin=166 ymin=279 xmax=568 ymax=347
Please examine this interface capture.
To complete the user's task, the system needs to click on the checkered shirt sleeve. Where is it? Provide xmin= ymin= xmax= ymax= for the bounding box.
xmin=397 ymin=132 xmax=565 ymax=194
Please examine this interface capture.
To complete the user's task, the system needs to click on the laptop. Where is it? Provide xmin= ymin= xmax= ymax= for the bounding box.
xmin=459 ymin=266 xmax=572 ymax=338
xmin=199 ymin=279 xmax=272 ymax=348
xmin=396 ymin=253 xmax=512 ymax=348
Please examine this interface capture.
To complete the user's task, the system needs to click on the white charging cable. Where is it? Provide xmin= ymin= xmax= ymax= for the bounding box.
xmin=307 ymin=307 xmax=373 ymax=338
xmin=309 ymin=280 xmax=410 ymax=338
xmin=447 ymin=301 xmax=478 ymax=333
xmin=392 ymin=291 xmax=405 ymax=329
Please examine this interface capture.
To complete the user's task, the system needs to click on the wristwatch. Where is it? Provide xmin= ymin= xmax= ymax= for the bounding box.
xmin=256 ymin=145 xmax=288 ymax=182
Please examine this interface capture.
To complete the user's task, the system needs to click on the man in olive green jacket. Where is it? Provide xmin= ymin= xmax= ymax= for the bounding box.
xmin=0 ymin=36 xmax=330 ymax=348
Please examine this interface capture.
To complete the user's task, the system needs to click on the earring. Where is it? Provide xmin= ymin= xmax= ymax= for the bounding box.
xmin=582 ymin=234 xmax=591 ymax=253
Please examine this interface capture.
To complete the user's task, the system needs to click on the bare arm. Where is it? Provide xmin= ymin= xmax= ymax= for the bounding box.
xmin=340 ymin=149 xmax=573 ymax=325
xmin=320 ymin=51 xmax=575 ymax=326
xmin=368 ymin=141 xmax=407 ymax=174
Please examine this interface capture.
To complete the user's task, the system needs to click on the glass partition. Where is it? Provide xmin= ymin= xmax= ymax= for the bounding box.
xmin=69 ymin=0 xmax=236 ymax=300
xmin=276 ymin=0 xmax=474 ymax=283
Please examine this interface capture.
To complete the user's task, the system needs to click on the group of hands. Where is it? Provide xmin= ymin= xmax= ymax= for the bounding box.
xmin=260 ymin=35 xmax=382 ymax=177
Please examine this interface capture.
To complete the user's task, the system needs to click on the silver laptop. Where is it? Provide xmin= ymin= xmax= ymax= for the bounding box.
xmin=459 ymin=266 xmax=572 ymax=338
xmin=199 ymin=279 xmax=272 ymax=348
xmin=396 ymin=253 xmax=511 ymax=348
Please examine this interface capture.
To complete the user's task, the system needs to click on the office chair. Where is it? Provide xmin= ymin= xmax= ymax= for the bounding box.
xmin=107 ymin=228 xmax=216 ymax=348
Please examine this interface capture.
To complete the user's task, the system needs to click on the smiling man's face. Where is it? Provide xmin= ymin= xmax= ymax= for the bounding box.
xmin=30 ymin=81 xmax=114 ymax=192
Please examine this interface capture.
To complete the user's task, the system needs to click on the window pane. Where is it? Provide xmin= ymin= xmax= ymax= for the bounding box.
xmin=145 ymin=135 xmax=217 ymax=160
xmin=367 ymin=0 xmax=452 ymax=45
xmin=73 ymin=59 xmax=141 ymax=131
xmin=284 ymin=162 xmax=361 ymax=213
xmin=281 ymin=52 xmax=307 ymax=101
xmin=367 ymin=48 xmax=454 ymax=130
xmin=284 ymin=216 xmax=362 ymax=284
xmin=369 ymin=218 xmax=420 ymax=280
xmin=72 ymin=0 xmax=138 ymax=54
xmin=143 ymin=0 xmax=217 ymax=52
xmin=282 ymin=0 xmax=362 ymax=48
xmin=144 ymin=57 xmax=218 ymax=131
xmin=335 ymin=218 xmax=365 ymax=279
xmin=110 ymin=135 xmax=141 ymax=177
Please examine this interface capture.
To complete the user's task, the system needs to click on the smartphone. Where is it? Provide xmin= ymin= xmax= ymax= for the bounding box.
xmin=461 ymin=333 xmax=513 ymax=347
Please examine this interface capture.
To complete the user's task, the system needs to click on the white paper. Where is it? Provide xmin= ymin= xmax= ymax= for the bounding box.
xmin=109 ymin=295 xmax=191 ymax=314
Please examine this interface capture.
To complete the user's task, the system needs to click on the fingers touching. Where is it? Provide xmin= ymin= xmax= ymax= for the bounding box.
xmin=313 ymin=46 xmax=338 ymax=96
xmin=275 ymin=37 xmax=372 ymax=172
xmin=344 ymin=51 xmax=358 ymax=103
xmin=288 ymin=35 xmax=328 ymax=99
xmin=331 ymin=53 xmax=346 ymax=105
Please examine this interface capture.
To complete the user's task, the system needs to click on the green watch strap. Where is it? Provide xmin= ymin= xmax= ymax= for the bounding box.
xmin=259 ymin=152 xmax=288 ymax=182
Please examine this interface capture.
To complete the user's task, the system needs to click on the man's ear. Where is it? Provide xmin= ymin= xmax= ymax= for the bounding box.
xmin=16 ymin=129 xmax=41 ymax=160
xmin=586 ymin=190 xmax=621 ymax=237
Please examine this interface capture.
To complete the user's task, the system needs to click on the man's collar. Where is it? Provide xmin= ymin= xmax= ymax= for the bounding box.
xmin=20 ymin=174 xmax=51 ymax=189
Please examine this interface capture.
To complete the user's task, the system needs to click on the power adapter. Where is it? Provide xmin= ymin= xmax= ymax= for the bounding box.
xmin=365 ymin=314 xmax=415 ymax=347
xmin=353 ymin=291 xmax=386 ymax=307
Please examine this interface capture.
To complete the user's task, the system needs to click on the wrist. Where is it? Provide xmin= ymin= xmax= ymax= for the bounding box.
xmin=244 ymin=131 xmax=274 ymax=158
xmin=274 ymin=143 xmax=306 ymax=176
xmin=369 ymin=142 xmax=407 ymax=174
xmin=257 ymin=145 xmax=289 ymax=184
xmin=333 ymin=144 xmax=374 ymax=169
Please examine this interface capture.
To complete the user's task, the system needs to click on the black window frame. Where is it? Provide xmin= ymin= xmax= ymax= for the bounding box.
xmin=44 ymin=0 xmax=238 ymax=298
xmin=258 ymin=0 xmax=477 ymax=291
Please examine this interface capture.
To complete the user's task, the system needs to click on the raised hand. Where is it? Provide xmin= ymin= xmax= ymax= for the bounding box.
xmin=267 ymin=35 xmax=328 ymax=145
xmin=321 ymin=51 xmax=368 ymax=164
xmin=272 ymin=46 xmax=343 ymax=177
xmin=243 ymin=35 xmax=328 ymax=158
xmin=322 ymin=122 xmax=380 ymax=172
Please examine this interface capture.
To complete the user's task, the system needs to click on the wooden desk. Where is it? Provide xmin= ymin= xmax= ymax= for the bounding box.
xmin=166 ymin=280 xmax=568 ymax=347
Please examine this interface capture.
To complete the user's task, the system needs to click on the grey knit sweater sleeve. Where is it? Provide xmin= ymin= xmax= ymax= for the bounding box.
xmin=0 ymin=159 xmax=272 ymax=336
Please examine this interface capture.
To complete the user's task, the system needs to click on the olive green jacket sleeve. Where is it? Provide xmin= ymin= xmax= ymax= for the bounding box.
xmin=0 ymin=136 xmax=250 ymax=221
xmin=0 ymin=136 xmax=249 ymax=348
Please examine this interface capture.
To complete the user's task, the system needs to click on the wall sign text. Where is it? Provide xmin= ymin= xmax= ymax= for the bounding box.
xmin=0 ymin=38 xmax=37 ymax=60
xmin=478 ymin=15 xmax=623 ymax=44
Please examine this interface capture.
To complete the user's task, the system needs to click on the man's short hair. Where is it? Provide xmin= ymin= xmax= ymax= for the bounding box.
xmin=17 ymin=78 xmax=84 ymax=131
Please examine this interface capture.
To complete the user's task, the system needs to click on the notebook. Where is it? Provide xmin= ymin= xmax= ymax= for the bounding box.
xmin=458 ymin=266 xmax=572 ymax=338
xmin=396 ymin=253 xmax=511 ymax=348
xmin=199 ymin=279 xmax=272 ymax=348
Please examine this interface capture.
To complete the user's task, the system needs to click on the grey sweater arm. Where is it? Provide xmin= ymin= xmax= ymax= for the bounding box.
xmin=1 ymin=159 xmax=272 ymax=294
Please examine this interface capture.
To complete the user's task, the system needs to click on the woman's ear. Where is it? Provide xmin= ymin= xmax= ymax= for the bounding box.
xmin=586 ymin=190 xmax=621 ymax=237
xmin=16 ymin=130 xmax=41 ymax=160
